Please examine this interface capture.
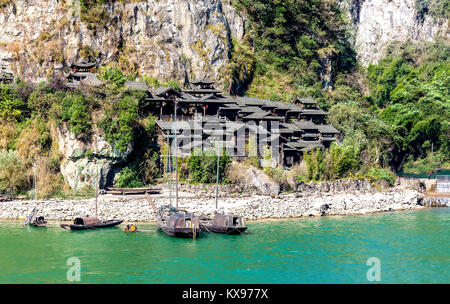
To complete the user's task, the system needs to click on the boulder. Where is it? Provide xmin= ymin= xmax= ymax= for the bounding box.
xmin=55 ymin=124 xmax=132 ymax=190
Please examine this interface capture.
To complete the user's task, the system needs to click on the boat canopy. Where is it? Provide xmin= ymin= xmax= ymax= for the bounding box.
xmin=212 ymin=214 xmax=234 ymax=228
xmin=168 ymin=214 xmax=195 ymax=228
xmin=74 ymin=217 xmax=99 ymax=225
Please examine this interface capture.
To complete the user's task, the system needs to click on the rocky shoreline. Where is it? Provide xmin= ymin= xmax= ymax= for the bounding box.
xmin=0 ymin=189 xmax=436 ymax=223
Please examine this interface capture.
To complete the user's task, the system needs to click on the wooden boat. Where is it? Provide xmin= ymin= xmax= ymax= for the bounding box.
xmin=156 ymin=205 xmax=202 ymax=238
xmin=199 ymin=213 xmax=247 ymax=235
xmin=30 ymin=216 xmax=47 ymax=227
xmin=24 ymin=207 xmax=46 ymax=227
xmin=124 ymin=223 xmax=138 ymax=232
xmin=60 ymin=217 xmax=123 ymax=230
xmin=146 ymin=194 xmax=201 ymax=238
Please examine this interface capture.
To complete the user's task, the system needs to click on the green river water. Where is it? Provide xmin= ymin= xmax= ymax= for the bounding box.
xmin=0 ymin=208 xmax=448 ymax=284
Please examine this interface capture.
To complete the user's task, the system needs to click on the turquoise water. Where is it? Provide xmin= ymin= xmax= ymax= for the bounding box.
xmin=0 ymin=208 xmax=448 ymax=284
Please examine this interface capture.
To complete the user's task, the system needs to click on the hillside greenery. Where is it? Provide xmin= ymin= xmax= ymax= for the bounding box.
xmin=227 ymin=1 xmax=448 ymax=180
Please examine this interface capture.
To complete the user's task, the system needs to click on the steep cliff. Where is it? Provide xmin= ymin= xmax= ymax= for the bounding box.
xmin=0 ymin=0 xmax=245 ymax=87
xmin=341 ymin=0 xmax=448 ymax=64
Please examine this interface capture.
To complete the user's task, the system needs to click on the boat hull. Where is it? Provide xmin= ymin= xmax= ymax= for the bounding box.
xmin=30 ymin=222 xmax=47 ymax=227
xmin=60 ymin=220 xmax=123 ymax=230
xmin=200 ymin=224 xmax=247 ymax=235
xmin=159 ymin=224 xmax=202 ymax=238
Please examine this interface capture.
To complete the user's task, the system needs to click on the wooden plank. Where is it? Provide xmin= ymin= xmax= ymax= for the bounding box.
xmin=106 ymin=187 xmax=162 ymax=192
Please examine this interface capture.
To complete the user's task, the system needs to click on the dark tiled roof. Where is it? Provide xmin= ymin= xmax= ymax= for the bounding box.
xmin=190 ymin=79 xmax=215 ymax=85
xmin=301 ymin=109 xmax=329 ymax=115
xmin=219 ymin=104 xmax=241 ymax=111
xmin=293 ymin=120 xmax=318 ymax=130
xmin=288 ymin=140 xmax=323 ymax=150
xmin=239 ymin=106 xmax=261 ymax=113
xmin=125 ymin=81 xmax=149 ymax=91
xmin=244 ymin=111 xmax=277 ymax=120
xmin=286 ymin=104 xmax=303 ymax=112
xmin=317 ymin=124 xmax=340 ymax=134
xmin=70 ymin=60 xmax=97 ymax=68
xmin=183 ymin=89 xmax=222 ymax=94
xmin=154 ymin=87 xmax=182 ymax=97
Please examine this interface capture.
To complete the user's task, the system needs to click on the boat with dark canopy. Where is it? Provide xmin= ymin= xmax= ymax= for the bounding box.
xmin=30 ymin=216 xmax=47 ymax=227
xmin=146 ymin=194 xmax=201 ymax=238
xmin=24 ymin=207 xmax=47 ymax=227
xmin=60 ymin=217 xmax=123 ymax=230
xmin=199 ymin=213 xmax=247 ymax=235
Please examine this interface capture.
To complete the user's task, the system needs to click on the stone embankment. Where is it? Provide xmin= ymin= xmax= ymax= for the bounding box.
xmin=0 ymin=189 xmax=425 ymax=222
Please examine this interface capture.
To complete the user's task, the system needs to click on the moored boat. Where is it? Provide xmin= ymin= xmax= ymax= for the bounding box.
xmin=60 ymin=217 xmax=123 ymax=230
xmin=24 ymin=207 xmax=47 ymax=227
xmin=30 ymin=216 xmax=47 ymax=227
xmin=124 ymin=223 xmax=138 ymax=232
xmin=146 ymin=194 xmax=201 ymax=238
xmin=156 ymin=205 xmax=202 ymax=238
xmin=200 ymin=213 xmax=247 ymax=235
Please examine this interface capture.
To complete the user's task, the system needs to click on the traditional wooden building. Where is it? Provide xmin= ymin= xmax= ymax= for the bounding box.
xmin=66 ymin=59 xmax=103 ymax=88
xmin=142 ymin=78 xmax=341 ymax=167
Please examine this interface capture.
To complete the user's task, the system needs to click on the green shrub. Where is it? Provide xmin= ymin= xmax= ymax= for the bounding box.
xmin=0 ymin=84 xmax=27 ymax=121
xmin=0 ymin=150 xmax=27 ymax=194
xmin=114 ymin=166 xmax=144 ymax=188
xmin=188 ymin=149 xmax=230 ymax=184
xmin=365 ymin=168 xmax=396 ymax=186
xmin=99 ymin=95 xmax=139 ymax=152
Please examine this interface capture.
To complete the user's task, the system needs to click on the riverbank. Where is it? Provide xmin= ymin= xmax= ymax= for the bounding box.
xmin=0 ymin=188 xmax=437 ymax=222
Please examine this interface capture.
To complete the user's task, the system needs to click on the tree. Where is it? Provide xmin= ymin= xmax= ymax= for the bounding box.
xmin=0 ymin=150 xmax=27 ymax=194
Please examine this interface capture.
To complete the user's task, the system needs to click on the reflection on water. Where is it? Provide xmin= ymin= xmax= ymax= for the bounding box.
xmin=0 ymin=208 xmax=449 ymax=283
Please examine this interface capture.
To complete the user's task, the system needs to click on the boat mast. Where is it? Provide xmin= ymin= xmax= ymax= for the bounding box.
xmin=215 ymin=142 xmax=220 ymax=210
xmin=33 ymin=161 xmax=37 ymax=201
xmin=95 ymin=165 xmax=99 ymax=218
xmin=166 ymin=133 xmax=172 ymax=206
xmin=174 ymin=96 xmax=179 ymax=209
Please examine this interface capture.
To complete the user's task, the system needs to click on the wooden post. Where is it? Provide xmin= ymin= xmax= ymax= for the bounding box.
xmin=174 ymin=97 xmax=179 ymax=209
xmin=215 ymin=144 xmax=220 ymax=210
xmin=95 ymin=164 xmax=99 ymax=218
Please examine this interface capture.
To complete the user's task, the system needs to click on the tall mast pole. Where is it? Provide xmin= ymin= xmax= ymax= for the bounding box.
xmin=95 ymin=164 xmax=99 ymax=218
xmin=33 ymin=161 xmax=37 ymax=201
xmin=174 ymin=96 xmax=179 ymax=209
xmin=215 ymin=143 xmax=220 ymax=210
xmin=167 ymin=134 xmax=172 ymax=206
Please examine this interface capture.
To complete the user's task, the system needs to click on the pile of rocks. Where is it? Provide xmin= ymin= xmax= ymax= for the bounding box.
xmin=296 ymin=179 xmax=373 ymax=193
xmin=0 ymin=189 xmax=423 ymax=222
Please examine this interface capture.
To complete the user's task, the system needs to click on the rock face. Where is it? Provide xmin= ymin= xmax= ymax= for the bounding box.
xmin=55 ymin=124 xmax=132 ymax=189
xmin=296 ymin=179 xmax=373 ymax=193
xmin=341 ymin=0 xmax=448 ymax=64
xmin=228 ymin=164 xmax=280 ymax=196
xmin=0 ymin=0 xmax=245 ymax=86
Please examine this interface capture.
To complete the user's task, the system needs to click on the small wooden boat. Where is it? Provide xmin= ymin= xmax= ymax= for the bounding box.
xmin=146 ymin=194 xmax=201 ymax=238
xmin=30 ymin=216 xmax=47 ymax=227
xmin=24 ymin=207 xmax=46 ymax=227
xmin=157 ymin=205 xmax=202 ymax=238
xmin=200 ymin=213 xmax=247 ymax=235
xmin=124 ymin=223 xmax=137 ymax=232
xmin=60 ymin=217 xmax=123 ymax=230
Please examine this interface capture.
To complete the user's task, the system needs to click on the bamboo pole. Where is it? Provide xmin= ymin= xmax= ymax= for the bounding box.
xmin=215 ymin=144 xmax=220 ymax=210
xmin=174 ymin=97 xmax=179 ymax=209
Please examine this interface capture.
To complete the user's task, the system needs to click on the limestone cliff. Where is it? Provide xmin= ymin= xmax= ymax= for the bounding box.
xmin=53 ymin=124 xmax=132 ymax=189
xmin=341 ymin=0 xmax=449 ymax=64
xmin=0 ymin=0 xmax=245 ymax=87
